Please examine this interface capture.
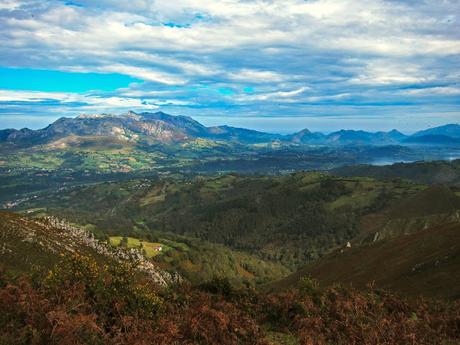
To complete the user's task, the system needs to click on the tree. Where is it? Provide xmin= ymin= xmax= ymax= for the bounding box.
xmin=120 ymin=236 xmax=128 ymax=248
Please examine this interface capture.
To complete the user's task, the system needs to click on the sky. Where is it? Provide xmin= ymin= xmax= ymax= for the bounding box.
xmin=0 ymin=0 xmax=459 ymax=133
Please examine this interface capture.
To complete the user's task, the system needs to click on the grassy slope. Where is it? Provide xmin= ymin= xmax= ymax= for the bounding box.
xmin=16 ymin=173 xmax=428 ymax=269
xmin=152 ymin=237 xmax=290 ymax=286
xmin=0 ymin=210 xmax=289 ymax=286
xmin=109 ymin=236 xmax=167 ymax=257
xmin=271 ymin=222 xmax=460 ymax=299
xmin=0 ymin=211 xmax=104 ymax=275
xmin=7 ymin=171 xmax=460 ymax=297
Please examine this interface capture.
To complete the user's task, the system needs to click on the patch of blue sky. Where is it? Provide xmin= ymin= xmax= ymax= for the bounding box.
xmin=0 ymin=67 xmax=141 ymax=93
xmin=163 ymin=22 xmax=191 ymax=28
xmin=162 ymin=12 xmax=211 ymax=29
xmin=217 ymin=87 xmax=235 ymax=96
xmin=64 ymin=1 xmax=84 ymax=7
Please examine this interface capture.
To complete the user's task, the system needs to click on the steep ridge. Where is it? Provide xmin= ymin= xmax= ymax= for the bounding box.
xmin=0 ymin=211 xmax=177 ymax=285
xmin=271 ymin=221 xmax=460 ymax=299
xmin=387 ymin=185 xmax=460 ymax=218
xmin=412 ymin=124 xmax=460 ymax=138
xmin=356 ymin=185 xmax=460 ymax=243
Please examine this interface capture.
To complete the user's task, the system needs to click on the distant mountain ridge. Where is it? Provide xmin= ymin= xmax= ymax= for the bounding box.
xmin=0 ymin=111 xmax=459 ymax=147
xmin=412 ymin=124 xmax=460 ymax=138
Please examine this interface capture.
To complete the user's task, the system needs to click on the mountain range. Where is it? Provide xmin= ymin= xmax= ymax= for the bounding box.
xmin=1 ymin=111 xmax=460 ymax=147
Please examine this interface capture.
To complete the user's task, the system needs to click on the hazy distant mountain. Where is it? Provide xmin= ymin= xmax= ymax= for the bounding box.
xmin=286 ymin=128 xmax=326 ymax=144
xmin=206 ymin=125 xmax=282 ymax=144
xmin=376 ymin=129 xmax=408 ymax=142
xmin=324 ymin=129 xmax=407 ymax=145
xmin=404 ymin=134 xmax=460 ymax=146
xmin=412 ymin=124 xmax=460 ymax=138
xmin=0 ymin=111 xmax=458 ymax=148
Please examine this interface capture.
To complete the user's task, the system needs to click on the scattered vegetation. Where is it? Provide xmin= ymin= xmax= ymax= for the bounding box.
xmin=1 ymin=254 xmax=459 ymax=345
xmin=109 ymin=236 xmax=167 ymax=258
xmin=17 ymin=173 xmax=427 ymax=270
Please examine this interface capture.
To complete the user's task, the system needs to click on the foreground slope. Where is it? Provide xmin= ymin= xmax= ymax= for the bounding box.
xmin=0 ymin=211 xmax=175 ymax=285
xmin=0 ymin=211 xmax=288 ymax=286
xmin=0 ymin=214 xmax=459 ymax=344
xmin=272 ymin=221 xmax=460 ymax=299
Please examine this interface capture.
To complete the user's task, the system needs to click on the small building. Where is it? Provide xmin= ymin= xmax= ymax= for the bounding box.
xmin=152 ymin=245 xmax=162 ymax=252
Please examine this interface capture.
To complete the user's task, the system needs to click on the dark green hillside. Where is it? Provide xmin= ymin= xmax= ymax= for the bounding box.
xmin=355 ymin=185 xmax=460 ymax=244
xmin=0 ymin=211 xmax=288 ymax=286
xmin=271 ymin=222 xmax=460 ymax=299
xmin=15 ymin=172 xmax=426 ymax=270
xmin=387 ymin=185 xmax=460 ymax=218
xmin=151 ymin=236 xmax=290 ymax=286
xmin=333 ymin=159 xmax=460 ymax=185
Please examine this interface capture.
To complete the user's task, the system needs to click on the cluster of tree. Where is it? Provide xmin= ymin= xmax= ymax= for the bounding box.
xmin=18 ymin=173 xmax=412 ymax=270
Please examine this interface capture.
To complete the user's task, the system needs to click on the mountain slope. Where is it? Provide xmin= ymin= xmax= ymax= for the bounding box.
xmin=404 ymin=134 xmax=460 ymax=146
xmin=1 ymin=110 xmax=457 ymax=148
xmin=412 ymin=124 xmax=460 ymax=138
xmin=286 ymin=128 xmax=326 ymax=144
xmin=0 ymin=111 xmax=281 ymax=147
xmin=323 ymin=129 xmax=408 ymax=145
xmin=387 ymin=185 xmax=460 ymax=218
xmin=206 ymin=125 xmax=283 ymax=144
xmin=0 ymin=111 xmax=209 ymax=147
xmin=271 ymin=221 xmax=460 ymax=299
xmin=0 ymin=211 xmax=176 ymax=285
xmin=14 ymin=173 xmax=433 ymax=270
xmin=332 ymin=159 xmax=460 ymax=185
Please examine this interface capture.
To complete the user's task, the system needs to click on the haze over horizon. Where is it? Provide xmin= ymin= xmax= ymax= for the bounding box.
xmin=0 ymin=0 xmax=459 ymax=132
xmin=1 ymin=109 xmax=459 ymax=135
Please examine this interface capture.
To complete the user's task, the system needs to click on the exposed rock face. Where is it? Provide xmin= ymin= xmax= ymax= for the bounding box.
xmin=0 ymin=212 xmax=180 ymax=286
xmin=41 ymin=216 xmax=182 ymax=286
xmin=0 ymin=111 xmax=201 ymax=146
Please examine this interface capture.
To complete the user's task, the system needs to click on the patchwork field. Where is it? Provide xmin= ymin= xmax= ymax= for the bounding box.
xmin=109 ymin=236 xmax=169 ymax=257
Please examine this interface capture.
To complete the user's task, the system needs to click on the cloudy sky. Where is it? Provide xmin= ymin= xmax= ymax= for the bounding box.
xmin=0 ymin=0 xmax=459 ymax=133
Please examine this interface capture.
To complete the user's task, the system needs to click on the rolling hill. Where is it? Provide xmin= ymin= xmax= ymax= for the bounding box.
xmin=332 ymin=159 xmax=460 ymax=185
xmin=14 ymin=171 xmax=460 ymax=271
xmin=0 ymin=210 xmax=288 ymax=286
xmin=272 ymin=221 xmax=460 ymax=299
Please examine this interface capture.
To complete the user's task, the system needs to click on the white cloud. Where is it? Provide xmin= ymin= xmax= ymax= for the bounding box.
xmin=0 ymin=89 xmax=150 ymax=108
xmin=236 ymin=87 xmax=310 ymax=102
xmin=0 ymin=0 xmax=21 ymax=10
xmin=0 ymin=0 xmax=459 ymax=129
xmin=404 ymin=86 xmax=460 ymax=96
xmin=228 ymin=69 xmax=288 ymax=83
xmin=349 ymin=60 xmax=435 ymax=85
xmin=96 ymin=65 xmax=187 ymax=85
